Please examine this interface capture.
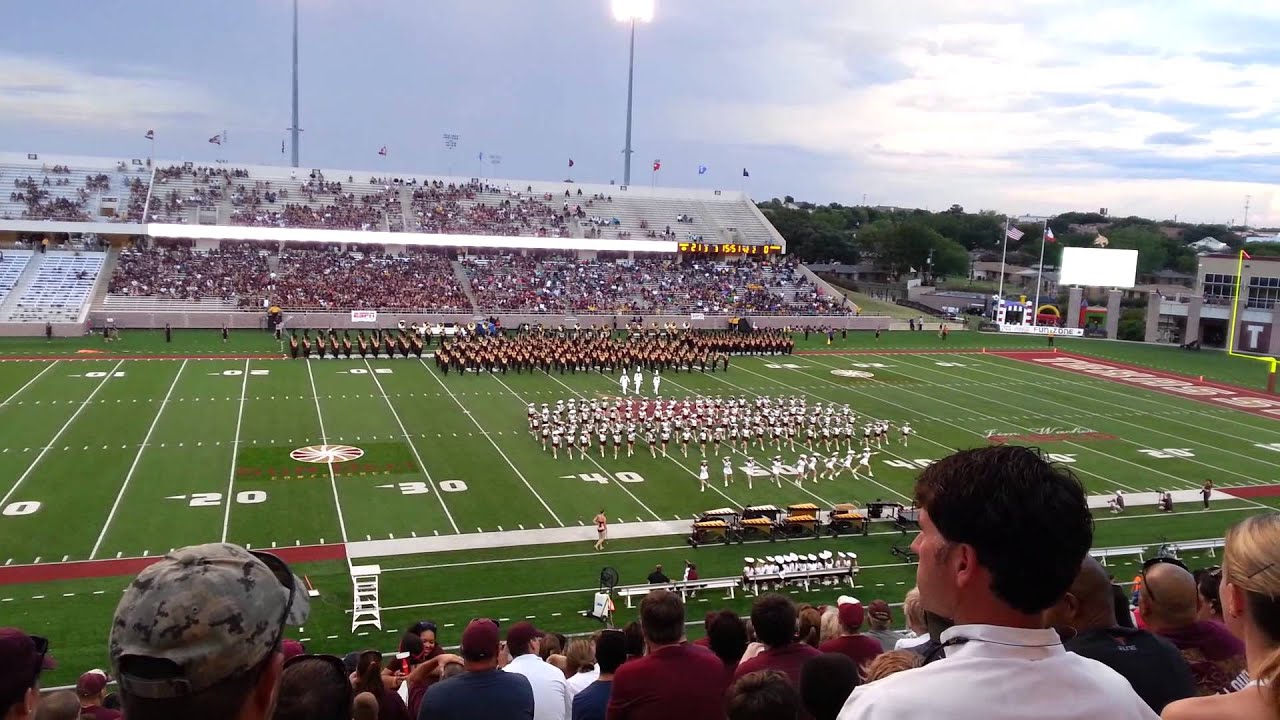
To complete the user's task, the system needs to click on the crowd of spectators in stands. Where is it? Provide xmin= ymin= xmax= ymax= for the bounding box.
xmin=265 ymin=249 xmax=471 ymax=310
xmin=108 ymin=245 xmax=271 ymax=302
xmin=4 ymin=445 xmax=1276 ymax=720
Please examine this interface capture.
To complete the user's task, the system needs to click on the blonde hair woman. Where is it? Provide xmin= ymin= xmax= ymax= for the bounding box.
xmin=819 ymin=605 xmax=842 ymax=644
xmin=1163 ymin=513 xmax=1280 ymax=720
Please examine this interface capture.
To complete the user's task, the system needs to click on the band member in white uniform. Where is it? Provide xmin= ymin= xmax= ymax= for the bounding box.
xmin=722 ymin=457 xmax=734 ymax=487
xmin=856 ymin=447 xmax=874 ymax=478
xmin=770 ymin=456 xmax=784 ymax=488
xmin=652 ymin=372 xmax=661 ymax=395
xmin=744 ymin=457 xmax=757 ymax=490
xmin=620 ymin=372 xmax=630 ymax=395
xmin=698 ymin=460 xmax=710 ymax=493
xmin=900 ymin=422 xmax=912 ymax=446
xmin=632 ymin=368 xmax=643 ymax=395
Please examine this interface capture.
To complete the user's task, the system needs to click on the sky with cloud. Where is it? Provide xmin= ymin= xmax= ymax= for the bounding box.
xmin=4 ymin=0 xmax=1280 ymax=225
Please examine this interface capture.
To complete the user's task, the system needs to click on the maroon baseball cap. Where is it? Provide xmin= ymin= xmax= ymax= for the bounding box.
xmin=460 ymin=619 xmax=500 ymax=661
xmin=505 ymin=621 xmax=545 ymax=655
xmin=836 ymin=596 xmax=865 ymax=629
xmin=867 ymin=599 xmax=893 ymax=622
xmin=76 ymin=670 xmax=109 ymax=697
xmin=0 ymin=628 xmax=56 ymax=706
xmin=281 ymin=639 xmax=306 ymax=660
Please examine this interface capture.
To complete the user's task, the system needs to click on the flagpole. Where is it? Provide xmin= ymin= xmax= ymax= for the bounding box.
xmin=1032 ymin=219 xmax=1048 ymax=327
xmin=998 ymin=215 xmax=1010 ymax=298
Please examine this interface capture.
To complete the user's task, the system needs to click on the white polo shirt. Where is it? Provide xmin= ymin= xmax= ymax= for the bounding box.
xmin=504 ymin=653 xmax=573 ymax=720
xmin=837 ymin=624 xmax=1159 ymax=720
xmin=566 ymin=663 xmax=600 ymax=695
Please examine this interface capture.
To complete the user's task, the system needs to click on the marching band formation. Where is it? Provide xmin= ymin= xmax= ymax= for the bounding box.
xmin=529 ymin=395 xmax=913 ymax=491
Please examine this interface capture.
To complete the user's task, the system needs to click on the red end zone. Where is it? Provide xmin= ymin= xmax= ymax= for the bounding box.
xmin=993 ymin=351 xmax=1280 ymax=420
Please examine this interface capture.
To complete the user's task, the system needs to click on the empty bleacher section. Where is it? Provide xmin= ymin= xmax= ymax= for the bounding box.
xmin=0 ymin=250 xmax=34 ymax=304
xmin=4 ymin=251 xmax=106 ymax=322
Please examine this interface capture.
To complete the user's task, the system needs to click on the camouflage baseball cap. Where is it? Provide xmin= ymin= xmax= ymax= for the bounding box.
xmin=109 ymin=543 xmax=310 ymax=698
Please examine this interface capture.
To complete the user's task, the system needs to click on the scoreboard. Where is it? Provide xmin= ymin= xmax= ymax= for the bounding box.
xmin=678 ymin=242 xmax=784 ymax=256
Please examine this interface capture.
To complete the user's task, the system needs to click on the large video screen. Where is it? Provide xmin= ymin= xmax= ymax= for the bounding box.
xmin=1059 ymin=247 xmax=1138 ymax=289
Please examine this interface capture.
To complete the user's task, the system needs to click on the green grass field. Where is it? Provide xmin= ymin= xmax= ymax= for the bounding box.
xmin=2 ymin=328 xmax=1278 ymax=687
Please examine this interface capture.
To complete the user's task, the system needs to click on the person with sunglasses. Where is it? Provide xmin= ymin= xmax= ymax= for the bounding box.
xmin=0 ymin=628 xmax=55 ymax=720
xmin=107 ymin=543 xmax=310 ymax=720
xmin=1162 ymin=512 xmax=1280 ymax=720
xmin=1136 ymin=556 xmax=1247 ymax=697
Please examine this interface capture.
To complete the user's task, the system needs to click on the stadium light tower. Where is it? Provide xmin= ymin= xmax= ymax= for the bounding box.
xmin=288 ymin=0 xmax=301 ymax=168
xmin=612 ymin=0 xmax=654 ymax=186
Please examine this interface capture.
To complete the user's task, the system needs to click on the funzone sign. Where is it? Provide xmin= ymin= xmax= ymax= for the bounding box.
xmin=1029 ymin=355 xmax=1280 ymax=418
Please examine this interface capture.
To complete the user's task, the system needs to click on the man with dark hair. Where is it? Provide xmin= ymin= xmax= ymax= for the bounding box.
xmin=1138 ymin=560 xmax=1247 ymax=696
xmin=108 ymin=544 xmax=310 ymax=720
xmin=419 ymin=619 xmax=533 ymax=720
xmin=646 ymin=565 xmax=669 ymax=584
xmin=836 ymin=446 xmax=1156 ymax=719
xmin=1044 ymin=556 xmax=1197 ymax=713
xmin=273 ymin=655 xmax=354 ymax=720
xmin=800 ymin=654 xmax=858 ymax=720
xmin=503 ymin=622 xmax=571 ymax=720
xmin=707 ymin=610 xmax=749 ymax=674
xmin=727 ymin=670 xmax=800 ymax=720
xmin=735 ymin=594 xmax=820 ymax=688
xmin=608 ymin=589 xmax=728 ymax=719
xmin=571 ymin=630 xmax=626 ymax=720
xmin=75 ymin=670 xmax=120 ymax=719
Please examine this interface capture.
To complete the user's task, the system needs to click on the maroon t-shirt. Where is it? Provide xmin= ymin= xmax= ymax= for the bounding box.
xmin=78 ymin=707 xmax=122 ymax=720
xmin=733 ymin=642 xmax=822 ymax=688
xmin=1155 ymin=621 xmax=1249 ymax=696
xmin=819 ymin=634 xmax=884 ymax=669
xmin=608 ymin=643 xmax=728 ymax=720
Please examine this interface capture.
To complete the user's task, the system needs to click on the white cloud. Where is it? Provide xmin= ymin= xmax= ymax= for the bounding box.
xmin=0 ymin=54 xmax=224 ymax=130
xmin=669 ymin=0 xmax=1280 ymax=225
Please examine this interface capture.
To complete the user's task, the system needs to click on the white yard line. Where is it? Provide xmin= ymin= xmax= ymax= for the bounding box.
xmin=90 ymin=360 xmax=187 ymax=559
xmin=0 ymin=361 xmax=58 ymax=407
xmin=0 ymin=360 xmax=124 ymax=510
xmin=306 ymin=360 xmax=353 ymax=549
xmin=488 ymin=372 xmax=662 ymax=522
xmin=418 ymin=360 xmax=563 ymax=527
xmin=365 ymin=360 xmax=460 ymax=534
xmin=220 ymin=360 xmax=252 ymax=544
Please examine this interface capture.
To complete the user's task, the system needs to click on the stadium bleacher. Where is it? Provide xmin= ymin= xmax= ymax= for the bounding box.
xmin=0 ymin=250 xmax=34 ymax=304
xmin=5 ymin=251 xmax=106 ymax=322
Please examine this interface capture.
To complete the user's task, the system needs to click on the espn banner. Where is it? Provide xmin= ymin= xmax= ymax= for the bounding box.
xmin=998 ymin=324 xmax=1084 ymax=337
xmin=691 ymin=312 xmax=706 ymax=320
xmin=351 ymin=310 xmax=378 ymax=323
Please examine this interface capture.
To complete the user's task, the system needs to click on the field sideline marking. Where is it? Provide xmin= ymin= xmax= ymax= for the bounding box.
xmin=971 ymin=354 xmax=1280 ymax=458
xmin=923 ymin=354 xmax=1280 ymax=483
xmin=220 ymin=360 xmax=252 ymax=544
xmin=0 ymin=360 xmax=124 ymax=511
xmin=365 ymin=360 xmax=460 ymax=534
xmin=873 ymin=353 xmax=1273 ymax=503
xmin=0 ymin=360 xmax=58 ymax=407
xmin=90 ymin=360 xmax=188 ymax=559
xmin=418 ymin=360 xmax=563 ymax=527
xmin=773 ymin=356 xmax=1148 ymax=494
xmin=488 ymin=372 xmax=662 ymax=522
xmin=306 ymin=360 xmax=353 ymax=551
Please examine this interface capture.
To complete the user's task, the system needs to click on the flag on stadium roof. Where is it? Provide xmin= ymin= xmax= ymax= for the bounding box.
xmin=208 ymin=134 xmax=222 ymax=145
xmin=742 ymin=168 xmax=750 ymax=177
xmin=378 ymin=146 xmax=388 ymax=156
xmin=569 ymin=158 xmax=575 ymax=168
xmin=1006 ymin=225 xmax=1025 ymax=241
xmin=698 ymin=164 xmax=707 ymax=175
xmin=1243 ymin=249 xmax=1252 ymax=259
xmin=1045 ymin=226 xmax=1056 ymax=243
xmin=144 ymin=129 xmax=155 ymax=140
xmin=653 ymin=160 xmax=661 ymax=172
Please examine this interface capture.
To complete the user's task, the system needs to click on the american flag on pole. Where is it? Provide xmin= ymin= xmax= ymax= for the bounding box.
xmin=1006 ymin=225 xmax=1024 ymax=241
xmin=378 ymin=146 xmax=388 ymax=157
xmin=208 ymin=134 xmax=222 ymax=145
xmin=144 ymin=129 xmax=155 ymax=140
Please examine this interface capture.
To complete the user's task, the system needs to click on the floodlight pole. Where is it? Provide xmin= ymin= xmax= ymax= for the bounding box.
xmin=622 ymin=18 xmax=636 ymax=186
xmin=289 ymin=0 xmax=301 ymax=168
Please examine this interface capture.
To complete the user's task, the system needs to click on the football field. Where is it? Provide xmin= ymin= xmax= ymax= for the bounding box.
xmin=2 ymin=332 xmax=1280 ymax=684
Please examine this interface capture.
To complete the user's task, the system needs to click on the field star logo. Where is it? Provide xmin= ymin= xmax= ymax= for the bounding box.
xmin=290 ymin=444 xmax=365 ymax=464
xmin=831 ymin=369 xmax=874 ymax=379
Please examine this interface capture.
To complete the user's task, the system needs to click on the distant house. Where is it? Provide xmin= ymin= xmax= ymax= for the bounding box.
xmin=971 ymin=261 xmax=1030 ymax=285
xmin=1188 ymin=237 xmax=1229 ymax=253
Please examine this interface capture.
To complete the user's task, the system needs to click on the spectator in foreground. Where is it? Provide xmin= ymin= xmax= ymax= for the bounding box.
xmin=274 ymin=654 xmax=354 ymax=720
xmin=1192 ymin=568 xmax=1225 ymax=625
xmin=108 ymin=544 xmax=309 ymax=720
xmin=735 ymin=594 xmax=821 ymax=689
xmin=354 ymin=650 xmax=410 ymax=720
xmin=1 ymin=628 xmax=56 ymax=720
xmin=836 ymin=446 xmax=1157 ymax=719
xmin=1138 ymin=558 xmax=1248 ymax=696
xmin=861 ymin=601 xmax=900 ymax=652
xmin=800 ymin=654 xmax=858 ymax=720
xmin=419 ymin=619 xmax=533 ymax=720
xmin=727 ymin=671 xmax=800 ymax=720
xmin=31 ymin=691 xmax=78 ymax=720
xmin=818 ymin=597 xmax=883 ymax=670
xmin=1043 ymin=556 xmax=1196 ymax=714
xmin=892 ymin=590 xmax=929 ymax=652
xmin=352 ymin=692 xmax=379 ymax=720
xmin=571 ymin=629 xmax=626 ymax=720
xmin=503 ymin=622 xmax=572 ymax=720
xmin=565 ymin=638 xmax=598 ymax=693
xmin=1162 ymin=513 xmax=1280 ymax=720
xmin=608 ymin=589 xmax=729 ymax=719
xmin=75 ymin=670 xmax=120 ymax=719
xmin=707 ymin=609 xmax=750 ymax=677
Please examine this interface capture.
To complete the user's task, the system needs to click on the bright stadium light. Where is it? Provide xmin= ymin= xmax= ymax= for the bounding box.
xmin=612 ymin=0 xmax=655 ymax=23
xmin=613 ymin=0 xmax=655 ymax=186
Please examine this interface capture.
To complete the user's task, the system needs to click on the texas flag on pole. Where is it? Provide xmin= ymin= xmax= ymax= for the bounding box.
xmin=208 ymin=134 xmax=222 ymax=145
xmin=1045 ymin=226 xmax=1056 ymax=243
xmin=652 ymin=160 xmax=661 ymax=172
